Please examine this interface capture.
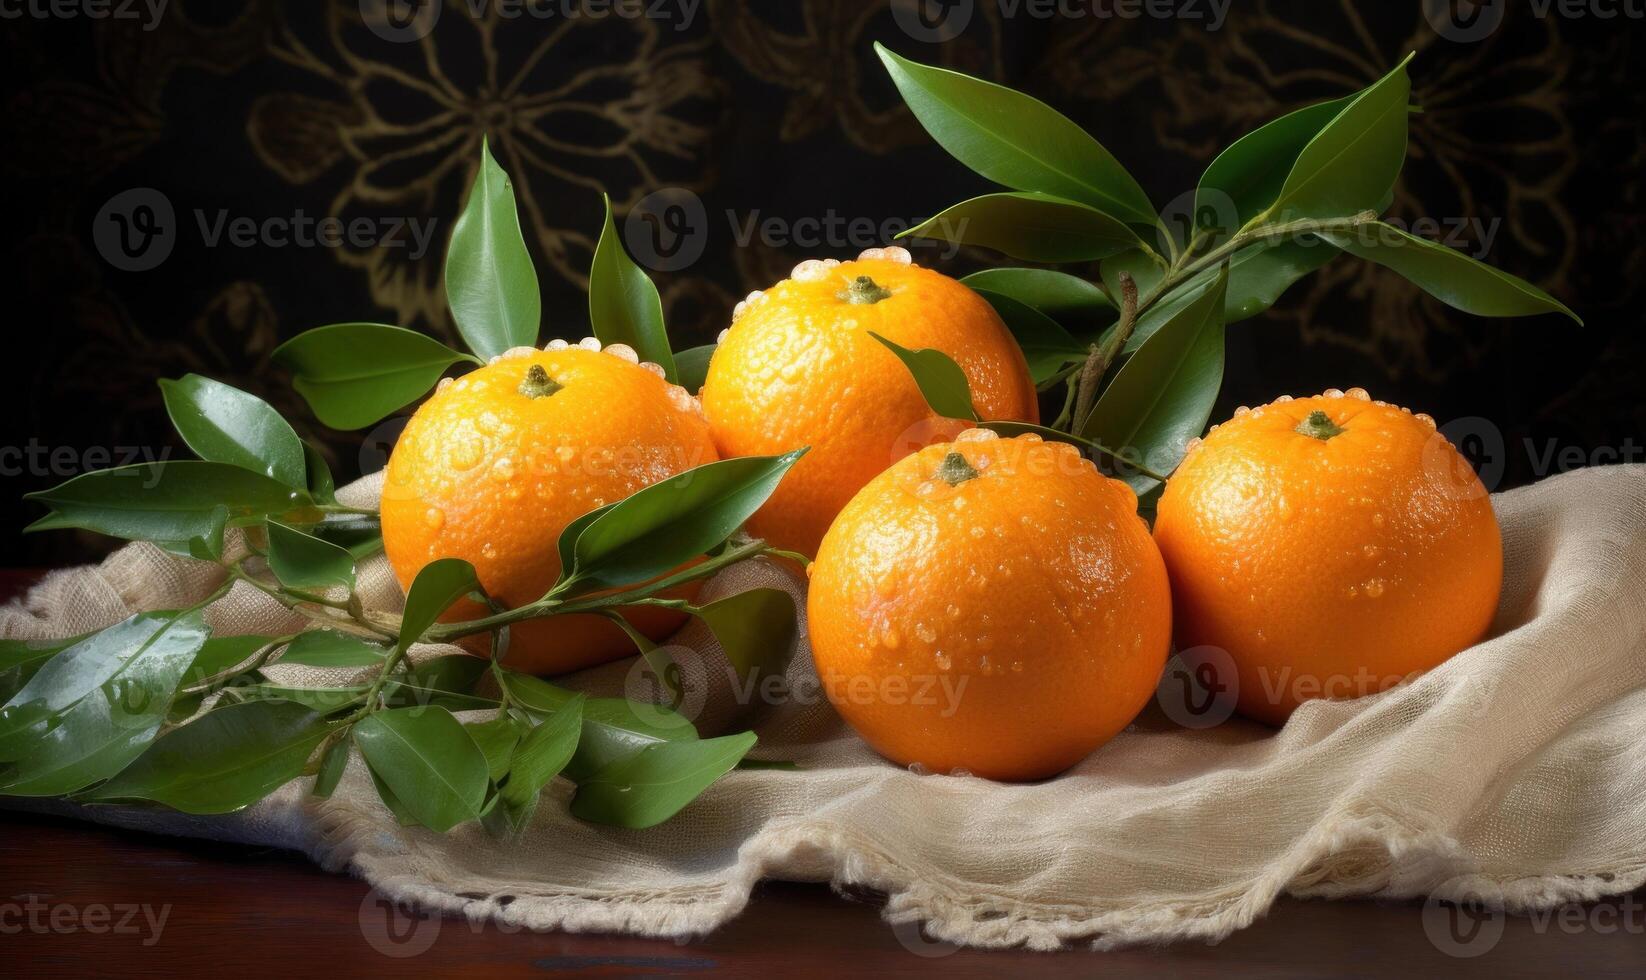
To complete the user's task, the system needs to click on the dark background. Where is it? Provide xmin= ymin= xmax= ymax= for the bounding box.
xmin=3 ymin=0 xmax=1641 ymax=565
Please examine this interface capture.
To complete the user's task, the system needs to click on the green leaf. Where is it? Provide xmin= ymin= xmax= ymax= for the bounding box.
xmin=564 ymin=452 xmax=807 ymax=591
xmin=1084 ymin=266 xmax=1229 ymax=493
xmin=302 ymin=443 xmax=337 ymax=504
xmin=693 ymin=588 xmax=797 ymax=685
xmin=961 ymin=268 xmax=1111 ymax=331
xmin=159 ymin=375 xmax=307 ymax=488
xmin=312 ymin=739 xmax=349 ymax=799
xmin=25 ymin=462 xmax=303 ymax=545
xmin=571 ymin=731 xmax=757 ymax=829
xmin=876 ymin=43 xmax=1156 ymax=228
xmin=868 ymin=333 xmax=979 ymax=422
xmin=266 ymin=521 xmax=356 ymax=592
xmin=0 ymin=635 xmax=84 ymax=704
xmin=278 ymin=630 xmax=386 ymax=669
xmin=1124 ymin=238 xmax=1337 ymax=353
xmin=368 ymin=763 xmax=420 ymax=826
xmin=445 ymin=137 xmax=541 ymax=360
xmin=384 ymin=655 xmax=491 ymax=711
xmin=0 ymin=612 xmax=208 ymax=796
xmin=84 ymin=699 xmax=329 ymax=814
xmin=396 ymin=558 xmax=479 ymax=655
xmin=153 ymin=504 xmax=229 ymax=562
xmin=674 ymin=344 xmax=716 ymax=395
xmin=307 ymin=513 xmax=384 ymax=560
xmin=1101 ymin=249 xmax=1168 ymax=307
xmin=901 ymin=192 xmax=1143 ymax=263
xmin=589 ymin=193 xmax=676 ymax=382
xmin=188 ymin=634 xmax=274 ymax=683
xmin=353 ymin=706 xmax=489 ymax=832
xmin=501 ymin=694 xmax=583 ymax=811
xmin=970 ymin=289 xmax=1088 ymax=385
xmin=1197 ymin=95 xmax=1355 ymax=227
xmin=1269 ymin=55 xmax=1413 ymax=222
xmin=272 ymin=323 xmax=474 ymax=431
xmin=1321 ymin=222 xmax=1580 ymax=323
xmin=465 ymin=716 xmax=525 ymax=782
xmin=230 ymin=682 xmax=367 ymax=714
xmin=502 ymin=672 xmax=695 ymax=781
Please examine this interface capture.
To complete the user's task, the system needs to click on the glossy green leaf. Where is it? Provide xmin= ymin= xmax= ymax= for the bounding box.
xmin=571 ymin=731 xmax=757 ymax=829
xmin=902 ymin=192 xmax=1143 ymax=263
xmin=1321 ymin=222 xmax=1580 ymax=322
xmin=273 ymin=323 xmax=474 ymax=431
xmin=384 ymin=655 xmax=491 ymax=712
xmin=396 ymin=558 xmax=479 ymax=654
xmin=961 ymin=268 xmax=1111 ymax=330
xmin=153 ymin=504 xmax=229 ymax=562
xmin=187 ymin=634 xmax=275 ymax=684
xmin=1197 ymin=95 xmax=1355 ymax=227
xmin=353 ymin=706 xmax=488 ymax=832
xmin=159 ymin=375 xmax=306 ymax=488
xmin=465 ymin=716 xmax=525 ymax=782
xmin=868 ymin=333 xmax=979 ymax=422
xmin=1125 ymin=238 xmax=1337 ymax=353
xmin=25 ymin=462 xmax=302 ymax=545
xmin=876 ymin=44 xmax=1156 ymax=227
xmin=307 ymin=513 xmax=384 ymax=560
xmin=266 ymin=521 xmax=356 ymax=592
xmin=312 ymin=739 xmax=349 ymax=798
xmin=565 ymin=451 xmax=807 ymax=591
xmin=502 ymin=672 xmax=695 ymax=782
xmin=445 ymin=137 xmax=541 ymax=360
xmin=230 ymin=682 xmax=367 ymax=714
xmin=675 ymin=344 xmax=716 ymax=395
xmin=1269 ymin=55 xmax=1412 ymax=222
xmin=302 ymin=443 xmax=337 ymax=504
xmin=501 ymin=694 xmax=583 ymax=811
xmin=84 ymin=699 xmax=329 ymax=814
xmin=694 ymin=588 xmax=798 ymax=684
xmin=368 ymin=765 xmax=419 ymax=826
xmin=278 ymin=630 xmax=386 ymax=669
xmin=590 ymin=193 xmax=677 ymax=382
xmin=0 ymin=635 xmax=83 ymax=704
xmin=1084 ymin=266 xmax=1228 ymax=493
xmin=970 ymin=289 xmax=1088 ymax=385
xmin=0 ymin=611 xmax=207 ymax=796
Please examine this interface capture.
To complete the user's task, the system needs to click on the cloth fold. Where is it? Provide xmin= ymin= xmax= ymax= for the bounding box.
xmin=4 ymin=464 xmax=1644 ymax=950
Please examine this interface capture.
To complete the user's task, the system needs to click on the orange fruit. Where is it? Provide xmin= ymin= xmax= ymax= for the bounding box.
xmin=700 ymin=247 xmax=1039 ymax=557
xmin=1153 ymin=389 xmax=1503 ymax=725
xmin=806 ymin=430 xmax=1172 ymax=781
xmin=380 ymin=341 xmax=718 ymax=675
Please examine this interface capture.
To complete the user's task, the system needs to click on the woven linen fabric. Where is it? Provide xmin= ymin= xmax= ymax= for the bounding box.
xmin=3 ymin=464 xmax=1644 ymax=950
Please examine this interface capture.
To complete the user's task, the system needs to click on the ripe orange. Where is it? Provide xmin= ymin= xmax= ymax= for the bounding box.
xmin=380 ymin=341 xmax=718 ymax=675
xmin=700 ymin=247 xmax=1039 ymax=557
xmin=1153 ymin=389 xmax=1503 ymax=725
xmin=806 ymin=430 xmax=1172 ymax=781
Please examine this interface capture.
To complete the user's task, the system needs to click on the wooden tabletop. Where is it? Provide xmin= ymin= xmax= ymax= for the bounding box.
xmin=6 ymin=570 xmax=1645 ymax=976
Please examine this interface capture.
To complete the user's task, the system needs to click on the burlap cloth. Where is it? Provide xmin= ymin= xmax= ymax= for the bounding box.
xmin=3 ymin=464 xmax=1644 ymax=950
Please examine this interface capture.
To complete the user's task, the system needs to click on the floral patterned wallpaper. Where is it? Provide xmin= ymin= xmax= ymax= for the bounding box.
xmin=3 ymin=0 xmax=1640 ymax=562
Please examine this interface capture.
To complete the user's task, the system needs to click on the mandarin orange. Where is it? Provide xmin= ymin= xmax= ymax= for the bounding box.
xmin=700 ymin=247 xmax=1038 ymax=557
xmin=1153 ymin=389 xmax=1503 ymax=724
xmin=380 ymin=341 xmax=718 ymax=675
xmin=807 ymin=430 xmax=1172 ymax=781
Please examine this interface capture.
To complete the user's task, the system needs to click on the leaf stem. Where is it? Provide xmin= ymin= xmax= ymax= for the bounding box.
xmin=1072 ymin=271 xmax=1137 ymax=433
